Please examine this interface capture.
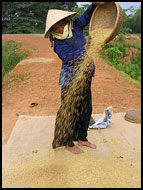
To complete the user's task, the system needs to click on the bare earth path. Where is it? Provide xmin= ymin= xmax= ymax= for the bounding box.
xmin=2 ymin=34 xmax=141 ymax=144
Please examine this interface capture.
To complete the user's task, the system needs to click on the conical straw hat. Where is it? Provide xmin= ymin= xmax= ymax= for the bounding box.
xmin=44 ymin=9 xmax=77 ymax=38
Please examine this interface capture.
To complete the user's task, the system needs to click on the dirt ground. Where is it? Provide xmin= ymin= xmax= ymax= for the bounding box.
xmin=2 ymin=34 xmax=141 ymax=144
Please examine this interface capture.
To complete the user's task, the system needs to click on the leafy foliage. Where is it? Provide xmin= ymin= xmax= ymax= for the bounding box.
xmin=2 ymin=2 xmax=77 ymax=34
xmin=2 ymin=2 xmax=141 ymax=35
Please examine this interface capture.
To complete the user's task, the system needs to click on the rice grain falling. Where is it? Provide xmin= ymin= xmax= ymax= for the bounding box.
xmin=52 ymin=28 xmax=112 ymax=148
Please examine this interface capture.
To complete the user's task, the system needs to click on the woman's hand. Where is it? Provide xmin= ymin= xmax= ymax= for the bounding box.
xmin=93 ymin=2 xmax=105 ymax=5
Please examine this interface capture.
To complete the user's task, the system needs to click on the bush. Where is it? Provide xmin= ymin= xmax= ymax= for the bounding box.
xmin=103 ymin=36 xmax=141 ymax=82
xmin=104 ymin=47 xmax=123 ymax=65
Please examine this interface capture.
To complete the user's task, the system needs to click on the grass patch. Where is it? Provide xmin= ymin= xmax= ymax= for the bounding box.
xmin=100 ymin=57 xmax=141 ymax=89
xmin=2 ymin=41 xmax=28 ymax=79
xmin=2 ymin=72 xmax=30 ymax=91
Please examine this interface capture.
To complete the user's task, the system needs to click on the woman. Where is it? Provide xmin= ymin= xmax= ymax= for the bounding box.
xmin=45 ymin=2 xmax=105 ymax=154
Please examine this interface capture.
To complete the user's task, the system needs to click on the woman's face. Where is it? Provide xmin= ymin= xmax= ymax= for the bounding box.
xmin=51 ymin=16 xmax=73 ymax=34
xmin=52 ymin=19 xmax=67 ymax=34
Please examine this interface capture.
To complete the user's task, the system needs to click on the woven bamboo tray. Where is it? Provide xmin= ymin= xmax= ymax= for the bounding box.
xmin=89 ymin=2 xmax=123 ymax=43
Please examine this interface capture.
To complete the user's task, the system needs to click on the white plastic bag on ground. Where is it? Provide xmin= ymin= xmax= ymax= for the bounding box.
xmin=88 ymin=106 xmax=113 ymax=129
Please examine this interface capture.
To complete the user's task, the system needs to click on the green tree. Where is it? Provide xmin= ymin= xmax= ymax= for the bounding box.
xmin=2 ymin=2 xmax=77 ymax=34
xmin=120 ymin=6 xmax=141 ymax=34
xmin=130 ymin=7 xmax=141 ymax=33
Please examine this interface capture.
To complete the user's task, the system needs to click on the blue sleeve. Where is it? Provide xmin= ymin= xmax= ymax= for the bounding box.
xmin=54 ymin=41 xmax=86 ymax=64
xmin=75 ymin=4 xmax=97 ymax=30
